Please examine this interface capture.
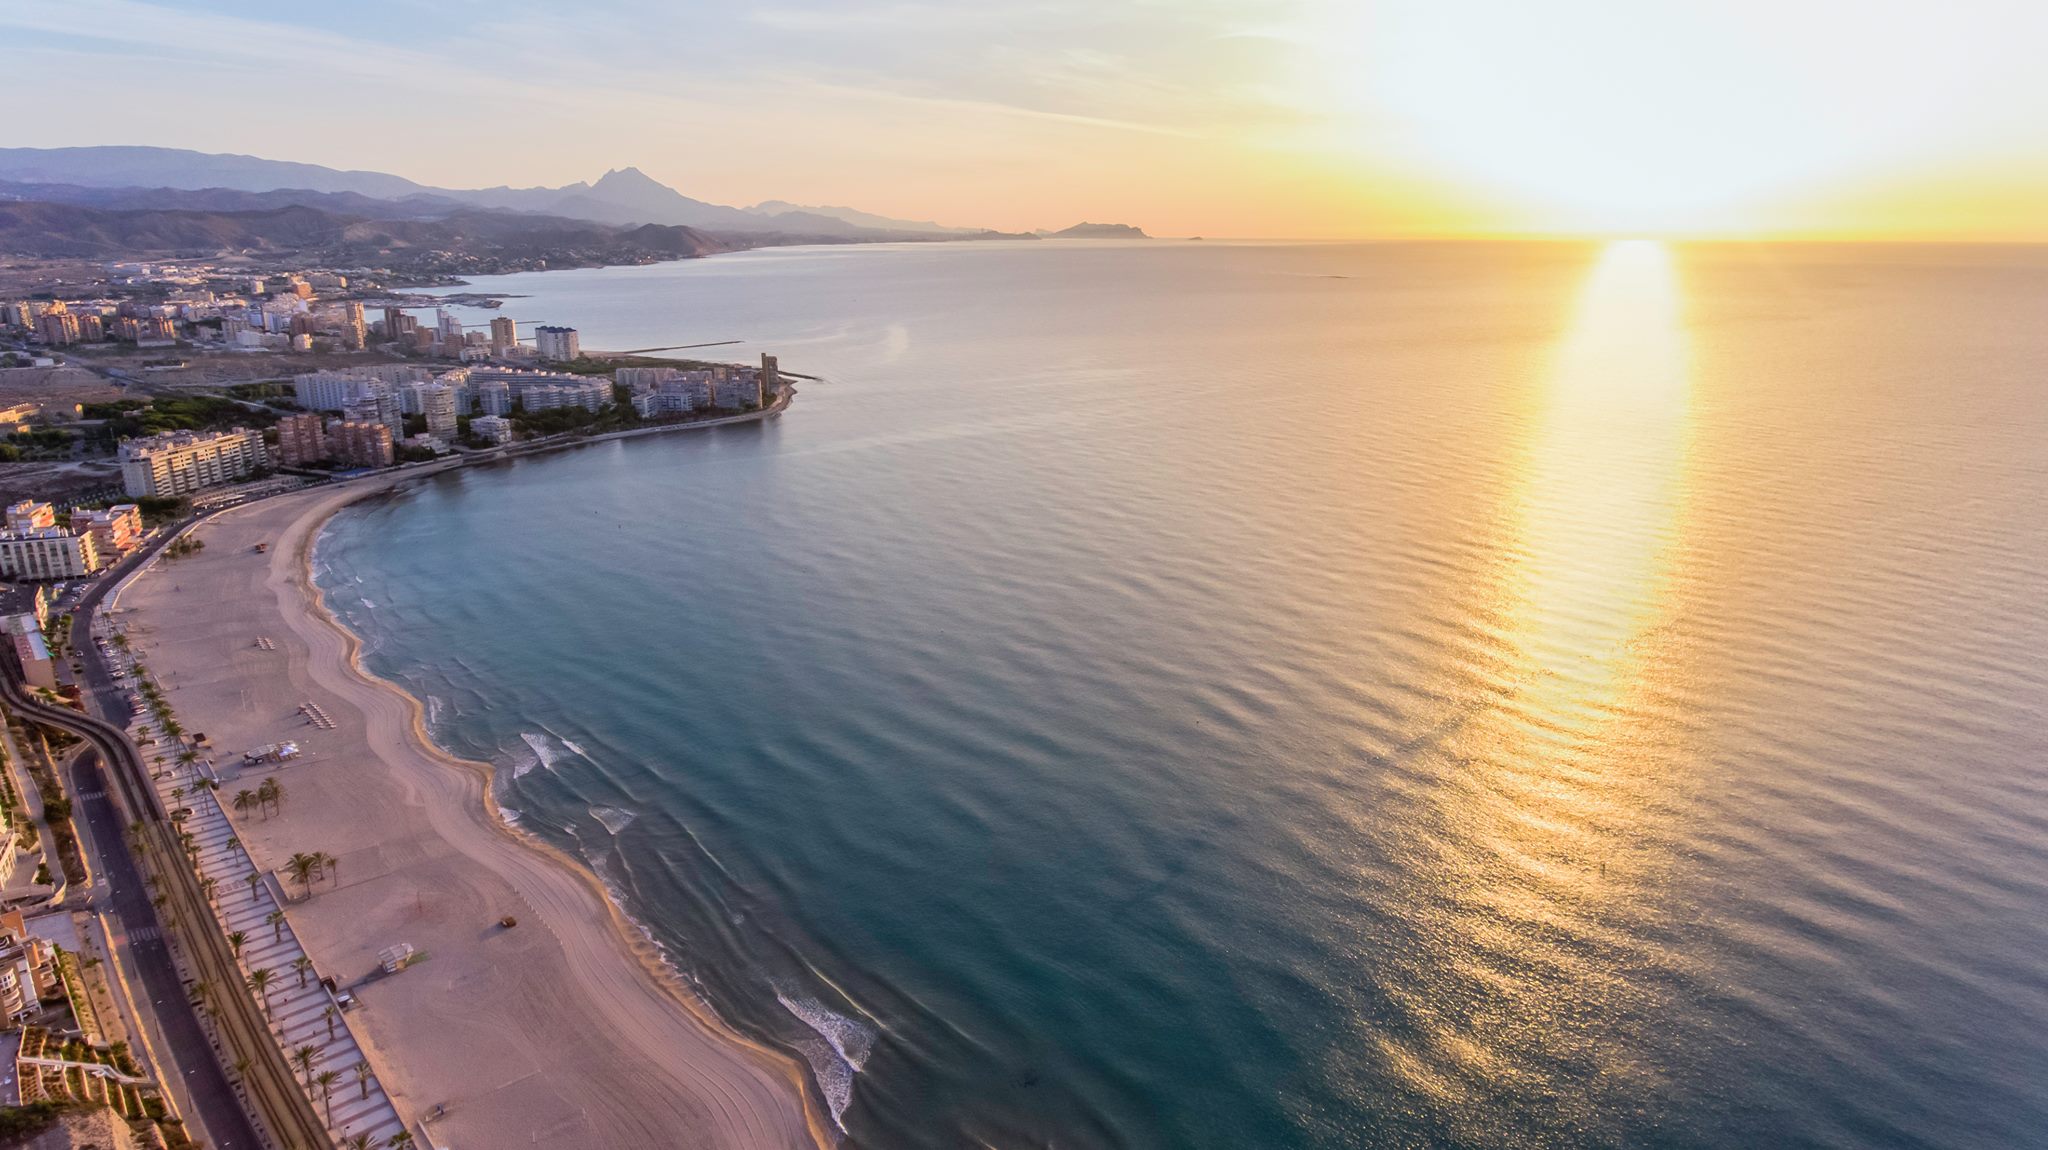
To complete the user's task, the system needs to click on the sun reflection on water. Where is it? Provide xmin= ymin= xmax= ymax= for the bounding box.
xmin=1361 ymin=240 xmax=1699 ymax=1134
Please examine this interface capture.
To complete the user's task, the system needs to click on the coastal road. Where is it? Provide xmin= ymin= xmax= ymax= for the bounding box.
xmin=23 ymin=511 xmax=332 ymax=1150
xmin=67 ymin=748 xmax=261 ymax=1150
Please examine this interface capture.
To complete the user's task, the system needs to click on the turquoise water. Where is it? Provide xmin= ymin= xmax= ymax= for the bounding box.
xmin=315 ymin=241 xmax=2048 ymax=1148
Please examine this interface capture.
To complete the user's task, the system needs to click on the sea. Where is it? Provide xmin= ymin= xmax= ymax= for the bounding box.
xmin=311 ymin=239 xmax=2048 ymax=1149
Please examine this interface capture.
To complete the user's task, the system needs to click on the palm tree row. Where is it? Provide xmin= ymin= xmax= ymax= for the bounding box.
xmin=286 ymin=849 xmax=340 ymax=895
xmin=231 ymin=776 xmax=287 ymax=819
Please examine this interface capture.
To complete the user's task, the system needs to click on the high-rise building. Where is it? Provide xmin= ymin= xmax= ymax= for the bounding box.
xmin=534 ymin=326 xmax=580 ymax=361
xmin=36 ymin=306 xmax=78 ymax=346
xmin=76 ymin=314 xmax=104 ymax=342
xmin=382 ymin=307 xmax=416 ymax=344
xmin=275 ymin=413 xmax=328 ymax=467
xmin=489 ymin=315 xmax=517 ymax=355
xmin=330 ymin=420 xmax=394 ymax=468
xmin=420 ymin=385 xmax=459 ymax=440
xmin=341 ymin=302 xmax=366 ymax=350
xmin=118 ymin=428 xmax=267 ymax=498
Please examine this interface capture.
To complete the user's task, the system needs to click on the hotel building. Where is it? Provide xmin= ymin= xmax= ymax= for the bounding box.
xmin=118 ymin=427 xmax=268 ymax=498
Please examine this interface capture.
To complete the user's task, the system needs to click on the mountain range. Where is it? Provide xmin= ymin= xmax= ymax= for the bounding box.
xmin=0 ymin=147 xmax=1032 ymax=241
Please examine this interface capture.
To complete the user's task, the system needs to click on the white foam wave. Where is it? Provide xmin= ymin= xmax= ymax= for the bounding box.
xmin=424 ymin=694 xmax=445 ymax=728
xmin=498 ymin=806 xmax=522 ymax=826
xmin=561 ymin=738 xmax=588 ymax=757
xmin=520 ymin=731 xmax=561 ymax=770
xmin=359 ymin=597 xmax=377 ymax=609
xmin=775 ymin=989 xmax=876 ymax=1131
xmin=591 ymin=805 xmax=637 ymax=835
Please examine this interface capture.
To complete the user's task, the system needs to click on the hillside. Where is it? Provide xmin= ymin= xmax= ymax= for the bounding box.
xmin=0 ymin=200 xmax=733 ymax=272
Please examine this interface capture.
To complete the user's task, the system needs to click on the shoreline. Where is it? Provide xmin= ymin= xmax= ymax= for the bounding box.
xmin=112 ymin=413 xmax=834 ymax=1146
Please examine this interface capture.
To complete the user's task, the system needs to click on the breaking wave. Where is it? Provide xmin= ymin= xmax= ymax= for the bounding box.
xmin=591 ymin=806 xmax=637 ymax=835
xmin=520 ymin=731 xmax=561 ymax=770
xmin=775 ymin=988 xmax=877 ymax=1132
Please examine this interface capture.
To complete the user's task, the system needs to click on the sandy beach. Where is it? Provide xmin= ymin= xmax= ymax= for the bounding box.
xmin=110 ymin=469 xmax=828 ymax=1149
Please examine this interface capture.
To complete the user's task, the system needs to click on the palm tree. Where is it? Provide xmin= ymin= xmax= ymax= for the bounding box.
xmin=344 ymin=1136 xmax=374 ymax=1150
xmin=387 ymin=1132 xmax=414 ymax=1149
xmin=246 ymin=872 xmax=263 ymax=902
xmin=291 ymin=955 xmax=314 ymax=988
xmin=233 ymin=789 xmax=255 ymax=816
xmin=267 ymin=909 xmax=287 ymax=943
xmin=169 ymin=785 xmax=185 ymax=814
xmin=188 ymin=980 xmax=211 ymax=1015
xmin=288 ymin=852 xmax=318 ymax=895
xmin=246 ymin=968 xmax=274 ymax=1016
xmin=315 ymin=1068 xmax=340 ymax=1125
xmin=199 ymin=876 xmax=217 ymax=907
xmin=292 ymin=1043 xmax=318 ymax=1088
xmin=353 ymin=1059 xmax=372 ymax=1099
xmin=258 ymin=777 xmax=283 ymax=816
xmin=322 ymin=1003 xmax=338 ymax=1040
xmin=227 ymin=930 xmax=247 ymax=959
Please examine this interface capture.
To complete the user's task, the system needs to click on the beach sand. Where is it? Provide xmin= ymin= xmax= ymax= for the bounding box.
xmin=112 ymin=470 xmax=828 ymax=1149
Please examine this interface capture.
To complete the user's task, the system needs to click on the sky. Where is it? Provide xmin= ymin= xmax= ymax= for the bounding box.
xmin=4 ymin=0 xmax=2046 ymax=239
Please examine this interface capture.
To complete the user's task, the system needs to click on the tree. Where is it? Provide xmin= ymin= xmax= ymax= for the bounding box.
xmin=288 ymin=852 xmax=318 ymax=895
xmin=227 ymin=931 xmax=247 ymax=959
xmin=319 ymin=850 xmax=339 ymax=887
xmin=246 ymin=968 xmax=274 ymax=1016
xmin=345 ymin=1136 xmax=374 ymax=1150
xmin=387 ymin=1132 xmax=415 ymax=1149
xmin=267 ymin=909 xmax=287 ymax=943
xmin=322 ymin=1002 xmax=339 ymax=1039
xmin=246 ymin=872 xmax=264 ymax=902
xmin=188 ymin=980 xmax=212 ymax=1015
xmin=292 ymin=1043 xmax=318 ymax=1088
xmin=233 ymin=789 xmax=255 ymax=816
xmin=292 ymin=955 xmax=314 ymax=988
xmin=199 ymin=876 xmax=217 ymax=906
xmin=354 ymin=1059 xmax=372 ymax=1100
xmin=316 ymin=1068 xmax=341 ymax=1125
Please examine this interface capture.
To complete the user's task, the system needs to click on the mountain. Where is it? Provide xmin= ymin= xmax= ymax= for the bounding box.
xmin=0 ymin=180 xmax=469 ymax=220
xmin=0 ymin=146 xmax=432 ymax=199
xmin=0 ymin=148 xmax=967 ymax=239
xmin=747 ymin=200 xmax=981 ymax=235
xmin=0 ymin=200 xmax=731 ymax=271
xmin=1042 ymin=222 xmax=1149 ymax=239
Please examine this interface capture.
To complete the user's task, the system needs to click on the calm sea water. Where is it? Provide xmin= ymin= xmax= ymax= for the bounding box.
xmin=315 ymin=240 xmax=2048 ymax=1149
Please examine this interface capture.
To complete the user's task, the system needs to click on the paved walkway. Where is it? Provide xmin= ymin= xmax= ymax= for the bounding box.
xmin=114 ymin=646 xmax=406 ymax=1147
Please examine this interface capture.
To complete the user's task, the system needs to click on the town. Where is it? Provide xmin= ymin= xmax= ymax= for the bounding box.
xmin=0 ymin=256 xmax=794 ymax=1148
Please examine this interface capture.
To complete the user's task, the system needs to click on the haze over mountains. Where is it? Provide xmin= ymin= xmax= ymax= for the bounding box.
xmin=0 ymin=146 xmax=1030 ymax=240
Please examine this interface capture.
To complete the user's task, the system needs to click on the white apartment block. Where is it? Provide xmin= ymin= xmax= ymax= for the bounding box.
xmin=119 ymin=428 xmax=267 ymax=498
xmin=534 ymin=325 xmax=580 ymax=361
xmin=0 ymin=526 xmax=101 ymax=580
xmin=470 ymin=415 xmax=513 ymax=444
xmin=293 ymin=366 xmax=434 ymax=411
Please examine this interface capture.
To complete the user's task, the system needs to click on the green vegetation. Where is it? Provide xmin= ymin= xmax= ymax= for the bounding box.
xmin=0 ymin=1100 xmax=81 ymax=1138
xmin=82 ymin=394 xmax=277 ymax=438
xmin=225 ymin=381 xmax=294 ymax=400
xmin=162 ymin=535 xmax=205 ymax=560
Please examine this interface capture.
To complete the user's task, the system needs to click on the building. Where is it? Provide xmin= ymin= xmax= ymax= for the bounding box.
xmin=293 ymin=366 xmax=432 ymax=411
xmin=330 ymin=420 xmax=394 ymax=468
xmin=0 ymin=527 xmax=100 ymax=580
xmin=714 ymin=367 xmax=762 ymax=410
xmin=35 ymin=306 xmax=78 ymax=346
xmin=8 ymin=622 xmax=55 ymax=690
xmin=420 ymin=384 xmax=459 ymax=440
xmin=489 ymin=315 xmax=517 ymax=355
xmin=275 ymin=412 xmax=328 ymax=466
xmin=118 ymin=428 xmax=267 ymax=498
xmin=475 ymin=381 xmax=513 ymax=416
xmin=69 ymin=504 xmax=143 ymax=556
xmin=469 ymin=414 xmax=513 ymax=444
xmin=76 ymin=313 xmax=105 ymax=342
xmin=534 ymin=325 xmax=580 ymax=361
xmin=340 ymin=302 xmax=367 ymax=350
xmin=4 ymin=502 xmax=54 ymax=532
xmin=382 ymin=307 xmax=417 ymax=344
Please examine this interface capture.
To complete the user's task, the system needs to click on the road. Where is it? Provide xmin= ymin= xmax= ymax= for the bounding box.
xmin=13 ymin=509 xmax=331 ymax=1149
xmin=68 ymin=749 xmax=260 ymax=1149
